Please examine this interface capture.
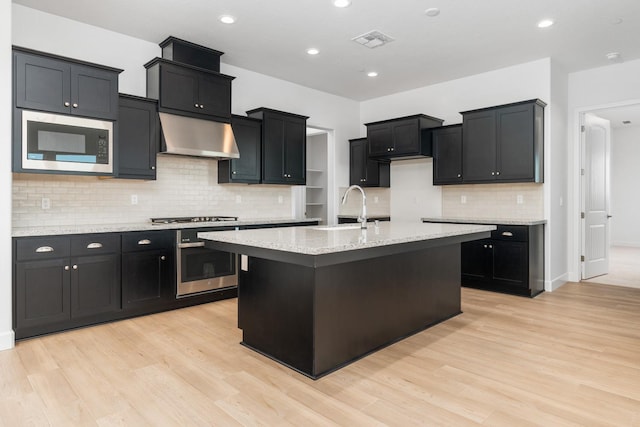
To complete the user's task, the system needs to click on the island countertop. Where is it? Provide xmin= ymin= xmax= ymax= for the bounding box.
xmin=200 ymin=221 xmax=494 ymax=267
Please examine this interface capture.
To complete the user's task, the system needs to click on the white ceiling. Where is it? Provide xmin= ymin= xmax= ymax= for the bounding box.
xmin=11 ymin=0 xmax=640 ymax=102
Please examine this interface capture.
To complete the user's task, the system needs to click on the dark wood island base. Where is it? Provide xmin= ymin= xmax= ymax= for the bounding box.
xmin=238 ymin=243 xmax=462 ymax=379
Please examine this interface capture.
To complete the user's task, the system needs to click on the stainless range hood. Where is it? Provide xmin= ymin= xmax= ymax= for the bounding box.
xmin=159 ymin=112 xmax=239 ymax=159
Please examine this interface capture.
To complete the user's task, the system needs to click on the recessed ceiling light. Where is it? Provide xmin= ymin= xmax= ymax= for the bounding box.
xmin=333 ymin=0 xmax=351 ymax=7
xmin=219 ymin=15 xmax=236 ymax=24
xmin=622 ymin=120 xmax=631 ymax=125
xmin=537 ymin=19 xmax=554 ymax=28
xmin=367 ymin=71 xmax=378 ymax=77
xmin=307 ymin=48 xmax=320 ymax=55
xmin=424 ymin=8 xmax=440 ymax=17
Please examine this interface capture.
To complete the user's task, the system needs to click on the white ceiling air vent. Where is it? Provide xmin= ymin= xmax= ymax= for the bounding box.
xmin=352 ymin=30 xmax=395 ymax=49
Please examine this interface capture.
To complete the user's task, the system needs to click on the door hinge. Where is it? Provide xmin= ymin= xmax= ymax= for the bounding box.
xmin=581 ymin=168 xmax=585 ymax=176
xmin=581 ymin=125 xmax=585 ymax=132
xmin=581 ymin=212 xmax=585 ymax=219
xmin=581 ymin=255 xmax=585 ymax=262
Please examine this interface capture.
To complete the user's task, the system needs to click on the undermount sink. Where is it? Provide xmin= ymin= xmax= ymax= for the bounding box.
xmin=311 ymin=225 xmax=362 ymax=231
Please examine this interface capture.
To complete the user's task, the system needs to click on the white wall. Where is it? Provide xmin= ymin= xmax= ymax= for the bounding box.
xmin=567 ymin=58 xmax=640 ymax=281
xmin=611 ymin=125 xmax=640 ymax=247
xmin=0 ymin=0 xmax=14 ymax=351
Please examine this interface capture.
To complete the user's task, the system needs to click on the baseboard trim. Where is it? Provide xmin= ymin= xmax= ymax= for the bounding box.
xmin=0 ymin=329 xmax=15 ymax=351
xmin=546 ymin=273 xmax=569 ymax=292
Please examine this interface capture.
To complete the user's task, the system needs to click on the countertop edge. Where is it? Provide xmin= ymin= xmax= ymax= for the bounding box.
xmin=421 ymin=217 xmax=547 ymax=226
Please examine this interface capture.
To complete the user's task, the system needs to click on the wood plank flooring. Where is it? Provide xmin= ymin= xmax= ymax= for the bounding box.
xmin=584 ymin=246 xmax=640 ymax=289
xmin=1 ymin=283 xmax=640 ymax=426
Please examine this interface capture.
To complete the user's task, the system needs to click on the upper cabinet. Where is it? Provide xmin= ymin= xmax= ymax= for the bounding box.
xmin=13 ymin=47 xmax=121 ymax=120
xmin=116 ymin=94 xmax=159 ymax=180
xmin=218 ymin=115 xmax=262 ymax=184
xmin=349 ymin=138 xmax=390 ymax=187
xmin=430 ymin=124 xmax=463 ymax=185
xmin=247 ymin=108 xmax=308 ymax=185
xmin=461 ymin=99 xmax=545 ymax=184
xmin=365 ymin=114 xmax=443 ymax=160
xmin=145 ymin=58 xmax=234 ymax=122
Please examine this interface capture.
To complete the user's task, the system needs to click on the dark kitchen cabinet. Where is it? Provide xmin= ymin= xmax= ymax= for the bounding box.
xmin=218 ymin=115 xmax=262 ymax=184
xmin=121 ymin=230 xmax=175 ymax=312
xmin=247 ymin=107 xmax=309 ymax=185
xmin=116 ymin=94 xmax=159 ymax=180
xmin=431 ymin=125 xmax=463 ymax=185
xmin=365 ymin=114 xmax=443 ymax=160
xmin=145 ymin=58 xmax=234 ymax=122
xmin=461 ymin=99 xmax=545 ymax=183
xmin=13 ymin=47 xmax=121 ymax=120
xmin=14 ymin=233 xmax=121 ymax=339
xmin=349 ymin=138 xmax=390 ymax=187
xmin=460 ymin=224 xmax=544 ymax=297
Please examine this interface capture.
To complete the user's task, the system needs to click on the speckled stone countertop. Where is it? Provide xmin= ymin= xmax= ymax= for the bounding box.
xmin=12 ymin=218 xmax=321 ymax=237
xmin=337 ymin=214 xmax=391 ymax=220
xmin=421 ymin=217 xmax=547 ymax=226
xmin=199 ymin=222 xmax=495 ymax=256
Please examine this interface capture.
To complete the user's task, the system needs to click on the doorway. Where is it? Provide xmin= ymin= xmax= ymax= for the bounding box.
xmin=580 ymin=103 xmax=640 ymax=289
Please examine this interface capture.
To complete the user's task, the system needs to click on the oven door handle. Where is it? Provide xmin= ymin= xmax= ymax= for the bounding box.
xmin=178 ymin=242 xmax=206 ymax=249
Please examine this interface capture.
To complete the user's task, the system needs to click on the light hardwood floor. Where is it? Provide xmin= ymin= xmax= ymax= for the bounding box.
xmin=1 ymin=283 xmax=640 ymax=426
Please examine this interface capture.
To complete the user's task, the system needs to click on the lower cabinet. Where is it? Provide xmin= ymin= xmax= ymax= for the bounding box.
xmin=121 ymin=230 xmax=175 ymax=312
xmin=460 ymin=224 xmax=544 ymax=297
xmin=14 ymin=234 xmax=121 ymax=338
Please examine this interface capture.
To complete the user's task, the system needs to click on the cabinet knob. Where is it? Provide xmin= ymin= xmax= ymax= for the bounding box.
xmin=72 ymin=264 xmax=78 ymax=270
xmin=199 ymin=104 xmax=204 ymax=109
xmin=488 ymin=245 xmax=493 ymax=249
xmin=483 ymin=244 xmax=487 ymax=248
xmin=491 ymin=172 xmax=495 ymax=176
xmin=496 ymin=171 xmax=500 ymax=176
xmin=151 ymin=166 xmax=156 ymax=170
xmin=194 ymin=103 xmax=200 ymax=108
xmin=387 ymin=148 xmax=391 ymax=152
xmin=64 ymin=101 xmax=70 ymax=107
xmin=390 ymin=147 xmax=395 ymax=151
xmin=457 ymin=174 xmax=461 ymax=178
xmin=160 ymin=255 xmax=166 ymax=261
xmin=72 ymin=103 xmax=78 ymax=108
xmin=232 ymin=171 xmax=237 ymax=174
xmin=64 ymin=265 xmax=70 ymax=271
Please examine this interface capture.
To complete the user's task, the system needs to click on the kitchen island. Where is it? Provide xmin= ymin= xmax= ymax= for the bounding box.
xmin=200 ymin=222 xmax=494 ymax=378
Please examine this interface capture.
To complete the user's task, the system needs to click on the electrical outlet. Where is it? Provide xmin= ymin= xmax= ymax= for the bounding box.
xmin=278 ymin=195 xmax=283 ymax=204
xmin=41 ymin=197 xmax=50 ymax=210
xmin=461 ymin=195 xmax=467 ymax=204
xmin=235 ymin=195 xmax=242 ymax=204
xmin=131 ymin=194 xmax=138 ymax=205
xmin=517 ymin=194 xmax=524 ymax=205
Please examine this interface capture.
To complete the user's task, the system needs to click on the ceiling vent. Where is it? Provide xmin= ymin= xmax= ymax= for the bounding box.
xmin=352 ymin=30 xmax=395 ymax=49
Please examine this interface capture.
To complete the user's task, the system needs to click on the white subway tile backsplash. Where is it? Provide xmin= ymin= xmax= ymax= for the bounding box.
xmin=12 ymin=156 xmax=293 ymax=228
xmin=442 ymin=183 xmax=544 ymax=219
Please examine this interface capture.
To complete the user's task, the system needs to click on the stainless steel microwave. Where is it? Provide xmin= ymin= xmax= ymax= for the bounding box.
xmin=21 ymin=110 xmax=113 ymax=174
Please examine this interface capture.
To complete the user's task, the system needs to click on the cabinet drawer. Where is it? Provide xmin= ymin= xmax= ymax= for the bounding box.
xmin=122 ymin=230 xmax=174 ymax=252
xmin=15 ymin=236 xmax=70 ymax=261
xmin=491 ymin=225 xmax=528 ymax=242
xmin=70 ymin=234 xmax=120 ymax=256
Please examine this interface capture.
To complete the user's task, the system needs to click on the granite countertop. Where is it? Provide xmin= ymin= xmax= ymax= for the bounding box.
xmin=421 ymin=217 xmax=547 ymax=226
xmin=199 ymin=221 xmax=495 ymax=256
xmin=337 ymin=214 xmax=391 ymax=219
xmin=12 ymin=217 xmax=321 ymax=237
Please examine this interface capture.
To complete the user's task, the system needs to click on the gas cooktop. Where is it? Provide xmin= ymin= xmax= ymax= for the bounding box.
xmin=151 ymin=216 xmax=238 ymax=224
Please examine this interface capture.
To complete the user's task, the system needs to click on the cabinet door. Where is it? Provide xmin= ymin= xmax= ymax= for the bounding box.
xmin=70 ymin=254 xmax=121 ymax=318
xmin=122 ymin=249 xmax=174 ymax=309
xmin=228 ymin=116 xmax=261 ymax=183
xmin=461 ymin=239 xmax=492 ymax=284
xmin=496 ymin=103 xmax=535 ymax=182
xmin=159 ymin=63 xmax=199 ymax=114
xmin=367 ymin=123 xmax=392 ymax=156
xmin=432 ymin=126 xmax=463 ymax=185
xmin=349 ymin=138 xmax=367 ymax=185
xmin=14 ymin=52 xmax=71 ymax=114
xmin=391 ymin=120 xmax=419 ymax=155
xmin=462 ymin=110 xmax=496 ymax=182
xmin=117 ymin=96 xmax=158 ymax=180
xmin=197 ymin=73 xmax=232 ymax=120
xmin=15 ymin=258 xmax=71 ymax=329
xmin=71 ymin=65 xmax=119 ymax=120
xmin=261 ymin=113 xmax=286 ymax=183
xmin=283 ymin=116 xmax=306 ymax=184
xmin=492 ymin=241 xmax=528 ymax=288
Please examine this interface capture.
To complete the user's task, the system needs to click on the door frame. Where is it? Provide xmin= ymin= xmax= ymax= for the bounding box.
xmin=570 ymin=99 xmax=640 ymax=283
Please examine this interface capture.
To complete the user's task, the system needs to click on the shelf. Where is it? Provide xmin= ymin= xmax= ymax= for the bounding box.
xmin=307 ymin=169 xmax=323 ymax=173
xmin=306 ymin=203 xmax=324 ymax=206
xmin=306 ymin=186 xmax=322 ymax=189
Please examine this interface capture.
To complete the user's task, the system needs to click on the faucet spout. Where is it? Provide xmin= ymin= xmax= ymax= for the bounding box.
xmin=341 ymin=185 xmax=367 ymax=229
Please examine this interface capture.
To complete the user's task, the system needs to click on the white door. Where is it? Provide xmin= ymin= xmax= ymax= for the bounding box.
xmin=582 ymin=113 xmax=611 ymax=279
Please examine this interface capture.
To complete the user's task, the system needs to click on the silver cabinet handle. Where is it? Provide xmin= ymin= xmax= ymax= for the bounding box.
xmin=64 ymin=101 xmax=70 ymax=107
xmin=72 ymin=265 xmax=78 ymax=270
xmin=87 ymin=242 xmax=103 ymax=249
xmin=64 ymin=265 xmax=70 ymax=271
xmin=138 ymin=239 xmax=151 ymax=245
xmin=501 ymin=231 xmax=513 ymax=237
xmin=36 ymin=246 xmax=54 ymax=253
xmin=72 ymin=103 xmax=78 ymax=108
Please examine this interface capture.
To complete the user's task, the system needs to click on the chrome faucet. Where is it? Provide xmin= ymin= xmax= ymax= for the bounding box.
xmin=341 ymin=185 xmax=367 ymax=229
